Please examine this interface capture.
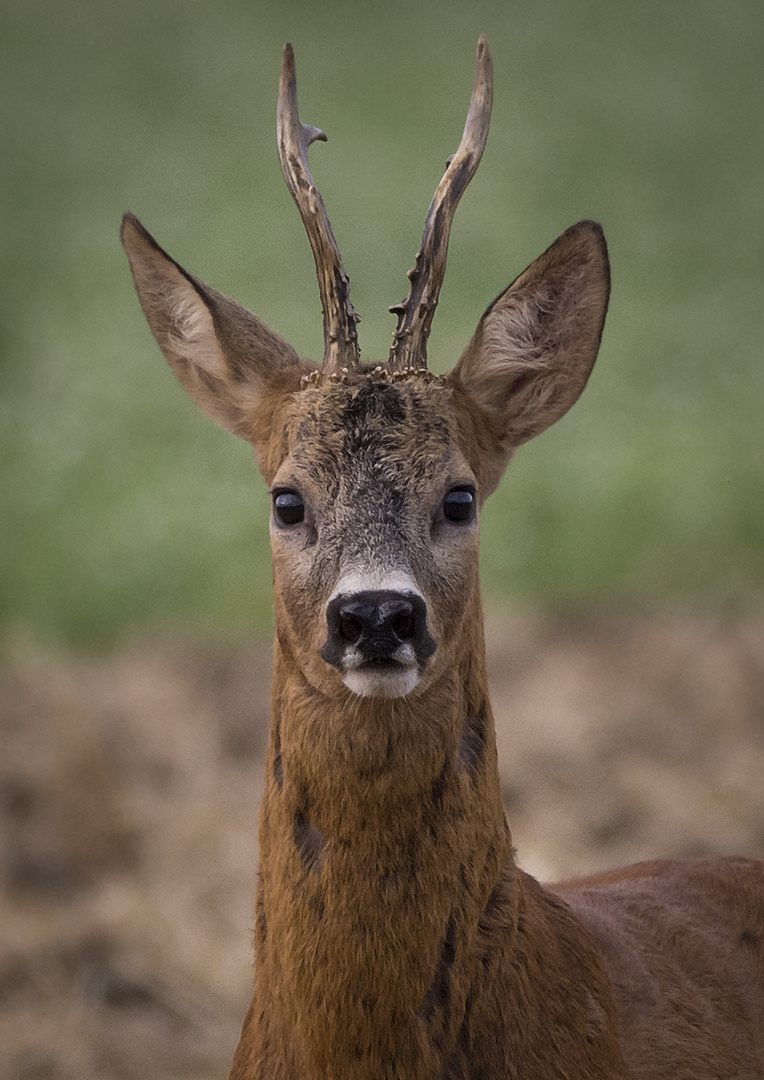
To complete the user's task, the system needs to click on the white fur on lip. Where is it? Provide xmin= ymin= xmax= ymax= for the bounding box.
xmin=341 ymin=641 xmax=419 ymax=698
xmin=343 ymin=666 xmax=421 ymax=699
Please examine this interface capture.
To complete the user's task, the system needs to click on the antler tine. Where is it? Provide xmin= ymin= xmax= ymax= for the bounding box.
xmin=388 ymin=36 xmax=493 ymax=373
xmin=277 ymin=43 xmax=361 ymax=375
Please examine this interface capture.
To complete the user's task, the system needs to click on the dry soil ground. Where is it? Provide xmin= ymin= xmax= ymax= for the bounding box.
xmin=2 ymin=609 xmax=763 ymax=1079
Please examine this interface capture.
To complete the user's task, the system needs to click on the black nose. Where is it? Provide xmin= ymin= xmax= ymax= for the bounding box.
xmin=320 ymin=590 xmax=436 ymax=669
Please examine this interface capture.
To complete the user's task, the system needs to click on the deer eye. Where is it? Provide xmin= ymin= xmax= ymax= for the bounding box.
xmin=443 ymin=486 xmax=475 ymax=524
xmin=273 ymin=490 xmax=305 ymax=526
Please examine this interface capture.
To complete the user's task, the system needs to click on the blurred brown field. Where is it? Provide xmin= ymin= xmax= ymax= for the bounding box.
xmin=2 ymin=609 xmax=763 ymax=1079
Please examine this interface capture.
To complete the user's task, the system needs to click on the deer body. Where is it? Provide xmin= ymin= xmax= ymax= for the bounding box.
xmin=122 ymin=39 xmax=764 ymax=1080
xmin=234 ymin=609 xmax=626 ymax=1080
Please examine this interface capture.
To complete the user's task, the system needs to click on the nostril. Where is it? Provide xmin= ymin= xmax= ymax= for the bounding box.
xmin=339 ymin=612 xmax=364 ymax=644
xmin=378 ymin=599 xmax=415 ymax=644
xmin=389 ymin=609 xmax=415 ymax=642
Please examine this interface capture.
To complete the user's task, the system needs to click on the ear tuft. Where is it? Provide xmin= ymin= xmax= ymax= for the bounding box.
xmin=166 ymin=286 xmax=228 ymax=378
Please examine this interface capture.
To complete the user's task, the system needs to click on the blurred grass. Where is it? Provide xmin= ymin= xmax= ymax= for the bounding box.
xmin=1 ymin=0 xmax=762 ymax=649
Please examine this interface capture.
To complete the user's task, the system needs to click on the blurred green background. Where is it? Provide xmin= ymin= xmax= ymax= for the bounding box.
xmin=2 ymin=0 xmax=762 ymax=650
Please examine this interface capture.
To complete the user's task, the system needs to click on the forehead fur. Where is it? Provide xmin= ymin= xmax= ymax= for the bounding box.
xmin=263 ymin=376 xmax=464 ymax=489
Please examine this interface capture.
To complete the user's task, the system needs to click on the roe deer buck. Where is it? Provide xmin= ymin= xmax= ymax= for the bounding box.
xmin=122 ymin=37 xmax=764 ymax=1080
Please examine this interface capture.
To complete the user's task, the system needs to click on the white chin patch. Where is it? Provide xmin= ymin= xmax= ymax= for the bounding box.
xmin=343 ymin=666 xmax=421 ymax=699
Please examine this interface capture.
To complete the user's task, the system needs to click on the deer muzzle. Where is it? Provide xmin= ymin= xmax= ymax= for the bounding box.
xmin=320 ymin=590 xmax=436 ymax=697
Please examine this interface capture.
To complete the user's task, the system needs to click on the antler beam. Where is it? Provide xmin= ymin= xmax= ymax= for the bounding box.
xmin=277 ymin=43 xmax=361 ymax=375
xmin=388 ymin=36 xmax=493 ymax=372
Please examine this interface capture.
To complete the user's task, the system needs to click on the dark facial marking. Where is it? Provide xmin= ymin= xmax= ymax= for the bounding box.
xmin=431 ymin=761 xmax=447 ymax=811
xmin=458 ymin=699 xmax=487 ymax=779
xmin=293 ymin=809 xmax=326 ymax=874
xmin=477 ymin=865 xmax=518 ymax=976
xmin=339 ymin=379 xmax=408 ymax=435
xmin=272 ymin=721 xmax=283 ymax=791
xmin=440 ymin=997 xmax=472 ymax=1080
xmin=419 ymin=915 xmax=456 ymax=1025
xmin=307 ymin=893 xmax=325 ymax=922
xmin=255 ymin=870 xmax=267 ymax=946
xmin=478 ymin=875 xmax=511 ymax=937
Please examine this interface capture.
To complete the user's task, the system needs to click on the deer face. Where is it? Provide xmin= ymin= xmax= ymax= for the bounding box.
xmin=265 ymin=377 xmax=481 ymax=698
xmin=121 ymin=40 xmax=610 ymax=701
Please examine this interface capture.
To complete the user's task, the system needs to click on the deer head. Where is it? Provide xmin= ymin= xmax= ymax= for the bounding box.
xmin=121 ymin=37 xmax=609 ymax=704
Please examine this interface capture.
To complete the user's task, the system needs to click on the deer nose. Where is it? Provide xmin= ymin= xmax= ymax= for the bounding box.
xmin=320 ymin=590 xmax=436 ymax=669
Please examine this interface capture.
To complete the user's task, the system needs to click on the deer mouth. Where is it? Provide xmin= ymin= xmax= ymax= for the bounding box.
xmin=334 ymin=640 xmax=417 ymax=698
xmin=345 ymin=642 xmax=417 ymax=671
xmin=342 ymin=660 xmax=422 ymax=699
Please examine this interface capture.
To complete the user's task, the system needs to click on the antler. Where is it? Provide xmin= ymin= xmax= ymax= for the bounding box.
xmin=388 ymin=36 xmax=493 ymax=372
xmin=277 ymin=43 xmax=361 ymax=375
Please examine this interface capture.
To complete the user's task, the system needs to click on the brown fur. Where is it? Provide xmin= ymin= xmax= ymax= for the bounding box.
xmin=121 ymin=45 xmax=764 ymax=1080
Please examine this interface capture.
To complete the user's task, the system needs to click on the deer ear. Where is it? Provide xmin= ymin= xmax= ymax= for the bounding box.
xmin=451 ymin=220 xmax=610 ymax=492
xmin=121 ymin=213 xmax=315 ymax=443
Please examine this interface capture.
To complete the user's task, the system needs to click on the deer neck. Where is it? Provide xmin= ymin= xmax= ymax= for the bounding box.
xmin=252 ymin=601 xmax=515 ymax=1079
